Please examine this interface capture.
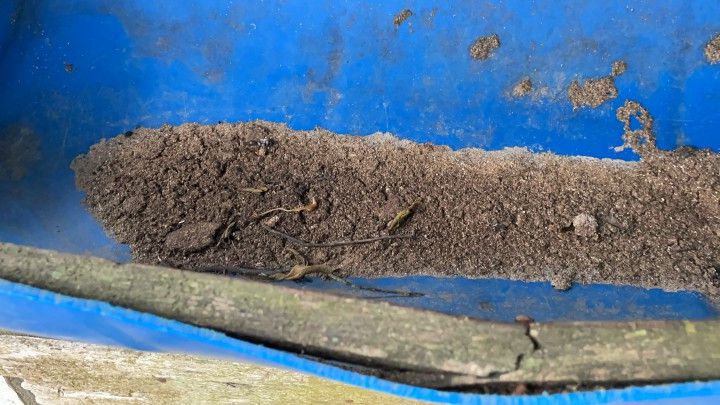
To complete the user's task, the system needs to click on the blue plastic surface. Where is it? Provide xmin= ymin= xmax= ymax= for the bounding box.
xmin=2 ymin=1 xmax=720 ymax=402
xmin=288 ymin=276 xmax=719 ymax=322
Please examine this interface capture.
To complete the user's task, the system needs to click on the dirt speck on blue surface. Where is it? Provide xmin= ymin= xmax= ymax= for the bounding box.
xmin=611 ymin=60 xmax=627 ymax=77
xmin=0 ymin=125 xmax=41 ymax=181
xmin=512 ymin=77 xmax=533 ymax=98
xmin=568 ymin=77 xmax=618 ymax=108
xmin=72 ymin=118 xmax=720 ymax=299
xmin=568 ymin=60 xmax=627 ymax=108
xmin=424 ymin=8 xmax=438 ymax=27
xmin=393 ymin=9 xmax=413 ymax=27
xmin=705 ymin=34 xmax=720 ymax=64
xmin=469 ymin=34 xmax=500 ymax=60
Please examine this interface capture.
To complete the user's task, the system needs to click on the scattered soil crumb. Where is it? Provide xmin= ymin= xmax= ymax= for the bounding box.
xmin=611 ymin=60 xmax=627 ymax=77
xmin=393 ymin=9 xmax=413 ymax=27
xmin=615 ymin=100 xmax=657 ymax=157
xmin=511 ymin=77 xmax=533 ymax=98
xmin=568 ymin=60 xmax=626 ymax=108
xmin=73 ymin=121 xmax=720 ymax=299
xmin=705 ymin=34 xmax=720 ymax=64
xmin=469 ymin=34 xmax=500 ymax=60
xmin=568 ymin=77 xmax=617 ymax=108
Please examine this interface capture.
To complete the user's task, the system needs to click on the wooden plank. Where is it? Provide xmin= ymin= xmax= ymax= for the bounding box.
xmin=504 ymin=320 xmax=720 ymax=383
xmin=0 ymin=333 xmax=424 ymax=404
xmin=2 ymin=243 xmax=720 ymax=386
xmin=0 ymin=377 xmax=25 ymax=405
xmin=0 ymin=243 xmax=530 ymax=379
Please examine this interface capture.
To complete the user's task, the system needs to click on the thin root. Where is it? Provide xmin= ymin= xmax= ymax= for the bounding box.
xmin=284 ymin=247 xmax=308 ymax=265
xmin=260 ymin=224 xmax=413 ymax=248
xmin=255 ymin=197 xmax=318 ymax=219
xmin=615 ymin=100 xmax=657 ymax=157
xmin=216 ymin=221 xmax=236 ymax=246
xmin=271 ymin=264 xmax=337 ymax=281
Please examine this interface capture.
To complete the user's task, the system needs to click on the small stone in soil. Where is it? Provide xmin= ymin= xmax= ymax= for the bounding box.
xmin=263 ymin=215 xmax=281 ymax=228
xmin=572 ymin=213 xmax=598 ymax=238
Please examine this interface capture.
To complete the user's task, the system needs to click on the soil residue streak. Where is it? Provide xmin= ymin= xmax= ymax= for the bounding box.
xmin=393 ymin=9 xmax=413 ymax=27
xmin=469 ymin=34 xmax=500 ymax=60
xmin=705 ymin=34 xmax=720 ymax=64
xmin=512 ymin=77 xmax=533 ymax=98
xmin=568 ymin=60 xmax=626 ymax=108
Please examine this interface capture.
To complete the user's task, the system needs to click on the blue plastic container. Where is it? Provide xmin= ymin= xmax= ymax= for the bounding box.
xmin=2 ymin=1 xmax=720 ymax=403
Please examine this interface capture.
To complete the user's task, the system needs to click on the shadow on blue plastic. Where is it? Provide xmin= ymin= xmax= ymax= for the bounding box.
xmin=281 ymin=276 xmax=719 ymax=322
xmin=1 ymin=279 xmax=719 ymax=405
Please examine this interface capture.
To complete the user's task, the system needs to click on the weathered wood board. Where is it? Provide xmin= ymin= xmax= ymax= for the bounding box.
xmin=1 ymin=243 xmax=719 ymax=388
xmin=0 ymin=333 xmax=424 ymax=404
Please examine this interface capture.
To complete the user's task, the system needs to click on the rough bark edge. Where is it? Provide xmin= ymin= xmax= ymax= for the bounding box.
xmin=0 ymin=243 xmax=528 ymax=378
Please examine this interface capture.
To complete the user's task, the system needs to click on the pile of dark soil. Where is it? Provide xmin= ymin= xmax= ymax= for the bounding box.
xmin=71 ymin=119 xmax=720 ymax=299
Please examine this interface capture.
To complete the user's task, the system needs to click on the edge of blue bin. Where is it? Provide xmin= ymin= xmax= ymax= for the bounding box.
xmin=1 ymin=279 xmax=719 ymax=405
